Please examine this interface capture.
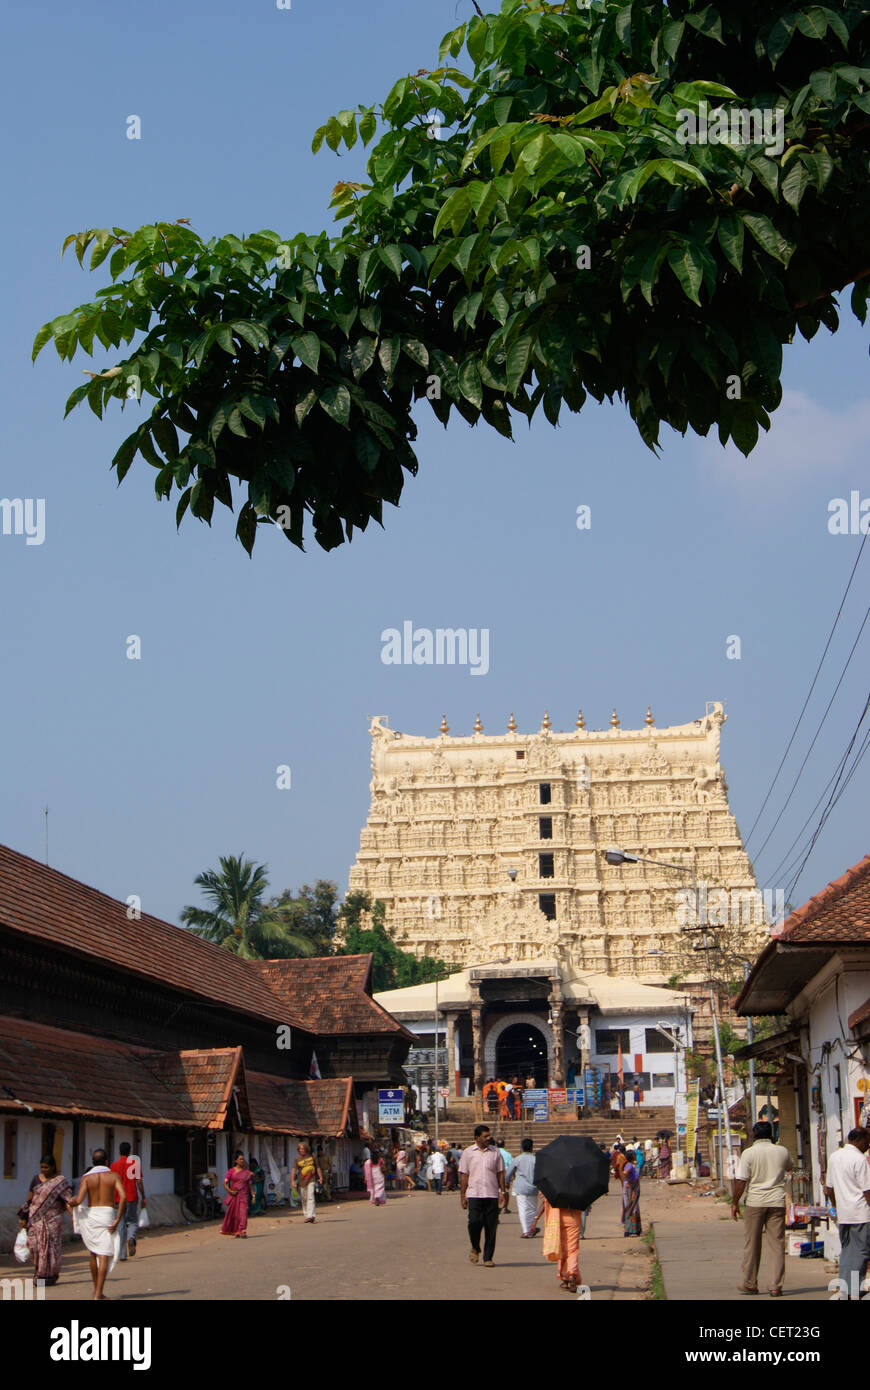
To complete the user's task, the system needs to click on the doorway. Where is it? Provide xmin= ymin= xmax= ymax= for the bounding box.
xmin=495 ymin=1022 xmax=549 ymax=1087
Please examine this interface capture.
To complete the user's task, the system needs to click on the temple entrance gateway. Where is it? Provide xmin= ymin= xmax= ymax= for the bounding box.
xmin=495 ymin=1022 xmax=549 ymax=1088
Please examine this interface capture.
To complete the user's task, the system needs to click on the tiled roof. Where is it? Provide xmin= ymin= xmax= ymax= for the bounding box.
xmin=848 ymin=997 xmax=870 ymax=1033
xmin=137 ymin=1046 xmax=250 ymax=1130
xmin=0 ymin=1016 xmax=355 ymax=1135
xmin=0 ymin=843 xmax=307 ymax=1029
xmin=778 ymin=854 xmax=870 ymax=944
xmin=0 ymin=1017 xmax=236 ymax=1128
xmin=255 ymin=956 xmax=413 ymax=1037
xmin=245 ymin=1072 xmax=356 ymax=1137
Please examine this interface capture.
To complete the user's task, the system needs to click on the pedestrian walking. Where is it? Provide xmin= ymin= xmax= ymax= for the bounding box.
xmin=622 ymin=1150 xmax=642 ymax=1236
xmin=508 ymin=1138 xmax=539 ymax=1237
xmin=824 ymin=1127 xmax=870 ymax=1298
xmin=657 ymin=1137 xmax=671 ymax=1181
xmin=66 ymin=1148 xmax=126 ymax=1299
xmin=365 ymin=1148 xmax=387 ymax=1206
xmin=220 ymin=1151 xmax=254 ymax=1237
xmin=536 ymin=1196 xmax=584 ymax=1293
xmin=731 ymin=1121 xmax=793 ymax=1296
xmin=292 ymin=1142 xmax=322 ymax=1224
xmin=248 ymin=1154 xmax=265 ymax=1214
xmin=444 ymin=1152 xmax=459 ymax=1192
xmin=430 ymin=1146 xmax=446 ymax=1194
xmin=459 ymin=1124 xmax=506 ymax=1267
xmin=19 ymin=1155 xmax=73 ymax=1286
xmin=110 ymin=1141 xmax=146 ymax=1259
xmin=632 ymin=1082 xmax=641 ymax=1107
xmin=497 ymin=1140 xmax=514 ymax=1212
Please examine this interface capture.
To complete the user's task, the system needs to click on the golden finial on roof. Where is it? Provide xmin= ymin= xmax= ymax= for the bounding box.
xmin=439 ymin=714 xmax=449 ymax=734
xmin=473 ymin=712 xmax=483 ymax=734
xmin=645 ymin=706 xmax=655 ymax=726
xmin=542 ymin=709 xmax=552 ymax=731
xmin=576 ymin=708 xmax=586 ymax=730
xmin=610 ymin=708 xmax=620 ymax=728
xmin=507 ymin=712 xmax=517 ymax=733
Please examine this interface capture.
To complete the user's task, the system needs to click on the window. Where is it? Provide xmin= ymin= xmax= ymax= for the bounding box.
xmin=133 ymin=1128 xmax=143 ymax=1157
xmin=595 ymin=1028 xmax=630 ymax=1056
xmin=3 ymin=1120 xmax=17 ymax=1179
xmin=539 ymin=782 xmax=551 ymax=804
xmin=645 ymin=1028 xmax=675 ymax=1053
xmin=150 ymin=1128 xmax=178 ymax=1169
xmin=651 ymin=1073 xmax=674 ymax=1088
xmin=538 ymin=893 xmax=556 ymax=921
xmin=612 ymin=1072 xmax=650 ymax=1090
xmin=539 ymin=816 xmax=553 ymax=839
xmin=516 ymin=750 xmax=525 ymax=760
xmin=538 ymin=852 xmax=554 ymax=878
xmin=41 ymin=1122 xmax=62 ymax=1169
xmin=104 ymin=1127 xmax=114 ymax=1161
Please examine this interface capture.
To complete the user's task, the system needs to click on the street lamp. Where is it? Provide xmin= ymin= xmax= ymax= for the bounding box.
xmin=433 ymin=956 xmax=510 ymax=1144
xmin=604 ymin=846 xmax=735 ymax=1193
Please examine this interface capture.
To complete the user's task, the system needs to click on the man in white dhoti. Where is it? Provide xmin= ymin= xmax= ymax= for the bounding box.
xmin=66 ymin=1148 xmax=126 ymax=1299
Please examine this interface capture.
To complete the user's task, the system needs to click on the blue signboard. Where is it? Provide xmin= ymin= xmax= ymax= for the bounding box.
xmin=378 ymin=1087 xmax=404 ymax=1125
xmin=523 ymin=1088 xmax=548 ymax=1105
xmin=533 ymin=1103 xmax=549 ymax=1122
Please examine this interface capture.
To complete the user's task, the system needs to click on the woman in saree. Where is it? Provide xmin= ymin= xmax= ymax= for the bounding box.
xmin=21 ymin=1155 xmax=73 ymax=1285
xmin=364 ymin=1149 xmax=387 ymax=1206
xmin=536 ymin=1196 xmax=584 ymax=1293
xmin=657 ymin=1137 xmax=672 ymax=1182
xmin=622 ymin=1150 xmax=642 ymax=1236
xmin=221 ymin=1151 xmax=255 ymax=1237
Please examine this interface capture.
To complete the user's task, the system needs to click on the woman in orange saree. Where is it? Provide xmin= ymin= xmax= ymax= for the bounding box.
xmin=221 ymin=1152 xmax=255 ymax=1237
xmin=536 ymin=1197 xmax=584 ymax=1293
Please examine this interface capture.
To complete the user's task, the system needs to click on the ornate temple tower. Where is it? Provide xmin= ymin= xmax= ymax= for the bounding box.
xmin=347 ymin=703 xmax=769 ymax=983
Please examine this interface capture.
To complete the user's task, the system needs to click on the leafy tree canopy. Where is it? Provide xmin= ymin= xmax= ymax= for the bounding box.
xmin=337 ymin=891 xmax=447 ymax=991
xmin=265 ymin=879 xmax=340 ymax=957
xmin=34 ymin=1 xmax=870 ymax=554
xmin=180 ymin=853 xmax=318 ymax=959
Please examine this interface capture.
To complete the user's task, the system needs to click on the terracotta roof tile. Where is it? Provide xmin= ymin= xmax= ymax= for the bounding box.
xmin=0 ymin=844 xmax=308 ymax=1029
xmin=255 ymin=957 xmax=413 ymax=1038
xmin=0 ymin=1017 xmax=238 ymax=1128
xmin=777 ymin=854 xmax=870 ymax=945
xmin=848 ymin=997 xmax=870 ymax=1032
xmin=245 ymin=1072 xmax=356 ymax=1137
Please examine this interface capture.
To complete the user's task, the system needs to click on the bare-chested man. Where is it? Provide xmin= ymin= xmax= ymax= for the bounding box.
xmin=67 ymin=1147 xmax=126 ymax=1300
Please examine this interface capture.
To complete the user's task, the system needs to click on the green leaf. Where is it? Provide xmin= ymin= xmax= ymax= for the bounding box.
xmin=667 ymin=242 xmax=705 ymax=306
xmin=359 ymin=110 xmax=377 ymax=144
xmin=809 ymin=69 xmax=837 ymax=103
xmin=741 ymin=212 xmax=791 ymax=265
xmin=458 ymin=359 xmax=483 ymax=410
xmin=291 ymin=332 xmax=321 ymax=374
xmin=32 ymin=322 xmax=54 ymax=362
xmin=231 ymin=320 xmax=269 ymax=351
xmin=505 ymin=334 xmax=533 ymax=395
xmin=319 ymin=382 xmax=352 ymax=427
xmin=215 ymin=324 xmax=236 ymax=355
xmin=402 ymin=338 xmax=429 ymax=368
xmin=238 ymin=394 xmax=268 ymax=430
xmin=151 ymin=417 xmax=180 ymax=460
xmin=377 ymin=244 xmax=404 ymax=279
xmin=717 ymin=215 xmax=744 ymax=273
xmin=661 ymin=18 xmax=685 ymax=60
xmin=236 ymin=502 xmax=258 ymax=556
xmin=378 ymin=338 xmax=400 ymax=377
xmin=112 ymin=433 xmax=139 ymax=484
xmin=795 ymin=8 xmax=827 ymax=40
xmin=781 ymin=160 xmax=810 ymax=210
xmin=350 ymin=336 xmax=377 ymax=378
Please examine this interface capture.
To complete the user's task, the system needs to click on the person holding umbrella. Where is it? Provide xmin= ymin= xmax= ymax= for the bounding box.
xmin=533 ymin=1136 xmax=610 ymax=1294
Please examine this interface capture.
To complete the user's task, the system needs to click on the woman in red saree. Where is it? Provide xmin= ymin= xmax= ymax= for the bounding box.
xmin=221 ymin=1152 xmax=255 ymax=1237
xmin=22 ymin=1155 xmax=73 ymax=1285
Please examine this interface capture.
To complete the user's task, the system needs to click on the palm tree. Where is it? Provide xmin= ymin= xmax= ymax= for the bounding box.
xmin=180 ymin=854 xmax=316 ymax=959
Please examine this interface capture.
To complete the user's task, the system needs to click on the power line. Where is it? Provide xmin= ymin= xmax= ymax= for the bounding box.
xmin=751 ymin=597 xmax=870 ymax=864
xmin=783 ymin=691 xmax=870 ymax=902
xmin=775 ymin=714 xmax=870 ymax=895
xmin=744 ymin=532 xmax=867 ymax=851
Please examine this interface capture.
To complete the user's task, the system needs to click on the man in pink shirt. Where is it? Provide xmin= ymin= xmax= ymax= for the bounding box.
xmin=459 ymin=1124 xmax=506 ymax=1266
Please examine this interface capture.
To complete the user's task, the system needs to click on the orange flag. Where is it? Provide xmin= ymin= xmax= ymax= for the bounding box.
xmin=617 ymin=1039 xmax=624 ymax=1088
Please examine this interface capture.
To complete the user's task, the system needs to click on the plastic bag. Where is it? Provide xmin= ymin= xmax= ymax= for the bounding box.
xmin=13 ymin=1227 xmax=30 ymax=1264
xmin=137 ymin=1205 xmax=150 ymax=1230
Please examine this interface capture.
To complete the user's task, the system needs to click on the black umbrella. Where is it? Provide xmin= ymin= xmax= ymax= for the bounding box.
xmin=656 ymin=1129 xmax=673 ymax=1140
xmin=533 ymin=1135 xmax=611 ymax=1210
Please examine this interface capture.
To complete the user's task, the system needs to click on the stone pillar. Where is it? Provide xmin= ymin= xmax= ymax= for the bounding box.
xmin=470 ymin=985 xmax=485 ymax=1099
xmin=549 ymin=976 xmax=565 ymax=1087
xmin=445 ymin=1013 xmax=457 ymax=1096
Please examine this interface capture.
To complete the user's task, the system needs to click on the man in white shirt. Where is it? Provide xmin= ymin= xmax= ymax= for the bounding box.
xmin=429 ymin=1147 xmax=447 ymax=1195
xmin=824 ymin=1127 xmax=870 ymax=1298
xmin=731 ymin=1122 xmax=793 ymax=1296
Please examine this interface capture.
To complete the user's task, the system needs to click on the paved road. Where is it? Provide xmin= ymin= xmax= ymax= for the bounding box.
xmin=3 ymin=1187 xmax=651 ymax=1303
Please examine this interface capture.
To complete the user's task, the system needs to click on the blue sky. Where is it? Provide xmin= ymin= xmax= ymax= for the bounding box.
xmin=1 ymin=0 xmax=867 ymax=928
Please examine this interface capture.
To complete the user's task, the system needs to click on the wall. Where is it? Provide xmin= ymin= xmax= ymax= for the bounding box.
xmin=804 ymin=966 xmax=870 ymax=1202
xmin=587 ymin=1012 xmax=689 ymax=1107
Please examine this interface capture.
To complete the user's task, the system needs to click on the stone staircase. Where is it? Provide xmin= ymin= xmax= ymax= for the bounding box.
xmin=435 ymin=1105 xmax=676 ymax=1151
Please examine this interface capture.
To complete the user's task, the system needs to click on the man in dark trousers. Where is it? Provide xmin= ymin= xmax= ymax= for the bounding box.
xmin=459 ymin=1124 xmax=506 ymax=1267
